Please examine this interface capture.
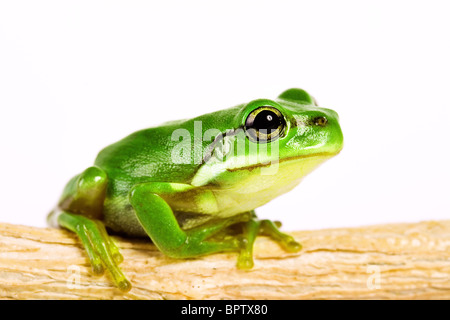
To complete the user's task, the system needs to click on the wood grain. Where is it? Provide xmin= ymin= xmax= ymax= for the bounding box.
xmin=0 ymin=220 xmax=449 ymax=299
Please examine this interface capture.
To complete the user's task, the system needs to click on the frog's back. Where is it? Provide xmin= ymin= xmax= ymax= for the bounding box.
xmin=95 ymin=123 xmax=196 ymax=189
xmin=95 ymin=106 xmax=242 ymax=191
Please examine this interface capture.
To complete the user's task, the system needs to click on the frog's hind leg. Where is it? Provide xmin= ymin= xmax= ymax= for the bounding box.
xmin=237 ymin=216 xmax=302 ymax=270
xmin=52 ymin=166 xmax=130 ymax=291
xmin=58 ymin=211 xmax=131 ymax=291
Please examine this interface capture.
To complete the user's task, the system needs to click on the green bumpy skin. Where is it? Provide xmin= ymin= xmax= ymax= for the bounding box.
xmin=48 ymin=88 xmax=343 ymax=291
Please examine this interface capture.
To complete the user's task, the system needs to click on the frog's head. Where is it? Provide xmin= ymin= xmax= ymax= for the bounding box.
xmin=191 ymin=88 xmax=343 ymax=190
xmin=240 ymin=88 xmax=343 ymax=161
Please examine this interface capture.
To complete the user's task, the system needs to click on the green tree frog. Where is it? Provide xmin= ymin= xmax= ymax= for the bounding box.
xmin=48 ymin=88 xmax=343 ymax=291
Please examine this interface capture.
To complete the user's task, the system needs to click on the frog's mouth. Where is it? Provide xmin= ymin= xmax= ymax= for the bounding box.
xmin=225 ymin=151 xmax=340 ymax=173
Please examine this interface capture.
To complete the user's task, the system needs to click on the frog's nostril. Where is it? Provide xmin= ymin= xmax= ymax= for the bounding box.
xmin=313 ymin=116 xmax=328 ymax=127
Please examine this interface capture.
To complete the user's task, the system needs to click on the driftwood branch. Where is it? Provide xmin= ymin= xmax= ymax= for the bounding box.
xmin=0 ymin=220 xmax=449 ymax=299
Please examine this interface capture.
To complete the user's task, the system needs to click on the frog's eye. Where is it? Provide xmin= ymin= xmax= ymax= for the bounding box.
xmin=244 ymin=106 xmax=286 ymax=142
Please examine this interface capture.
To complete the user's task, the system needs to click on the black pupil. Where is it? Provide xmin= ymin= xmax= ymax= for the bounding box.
xmin=252 ymin=110 xmax=280 ymax=131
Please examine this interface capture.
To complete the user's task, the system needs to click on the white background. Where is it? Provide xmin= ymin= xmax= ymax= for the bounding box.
xmin=0 ymin=1 xmax=449 ymax=231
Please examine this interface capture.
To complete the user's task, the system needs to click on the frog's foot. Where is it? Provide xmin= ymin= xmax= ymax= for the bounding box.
xmin=179 ymin=212 xmax=253 ymax=257
xmin=58 ymin=211 xmax=131 ymax=292
xmin=259 ymin=220 xmax=302 ymax=252
xmin=237 ymin=218 xmax=302 ymax=270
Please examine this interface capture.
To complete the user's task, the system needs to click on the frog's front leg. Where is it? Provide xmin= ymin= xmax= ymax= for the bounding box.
xmin=129 ymin=182 xmax=251 ymax=258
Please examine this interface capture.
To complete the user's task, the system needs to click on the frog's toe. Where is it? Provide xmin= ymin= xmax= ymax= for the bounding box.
xmin=118 ymin=278 xmax=132 ymax=292
xmin=283 ymin=237 xmax=302 ymax=252
xmin=91 ymin=259 xmax=105 ymax=275
xmin=273 ymin=220 xmax=282 ymax=228
xmin=112 ymin=252 xmax=124 ymax=264
xmin=237 ymin=251 xmax=254 ymax=270
xmin=94 ymin=220 xmax=124 ymax=265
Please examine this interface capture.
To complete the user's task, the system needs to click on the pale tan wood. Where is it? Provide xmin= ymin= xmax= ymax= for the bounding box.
xmin=0 ymin=220 xmax=449 ymax=299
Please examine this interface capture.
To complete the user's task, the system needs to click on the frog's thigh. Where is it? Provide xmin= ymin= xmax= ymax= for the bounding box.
xmin=55 ymin=166 xmax=108 ymax=221
xmin=129 ymin=182 xmax=241 ymax=259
